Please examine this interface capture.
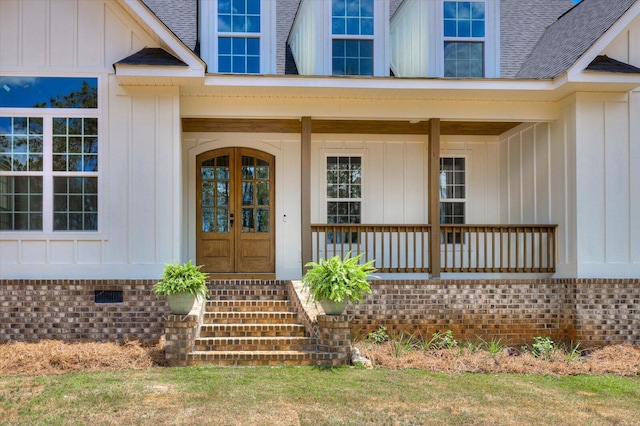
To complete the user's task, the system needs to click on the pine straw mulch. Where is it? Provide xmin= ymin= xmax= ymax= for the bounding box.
xmin=354 ymin=341 xmax=640 ymax=376
xmin=0 ymin=339 xmax=166 ymax=377
xmin=0 ymin=339 xmax=638 ymax=377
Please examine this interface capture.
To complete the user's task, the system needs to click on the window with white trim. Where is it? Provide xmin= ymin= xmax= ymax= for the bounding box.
xmin=326 ymin=156 xmax=361 ymax=243
xmin=331 ymin=0 xmax=374 ymax=76
xmin=0 ymin=76 xmax=99 ymax=232
xmin=443 ymin=1 xmax=485 ymax=77
xmin=200 ymin=0 xmax=276 ymax=74
xmin=440 ymin=157 xmax=465 ymax=242
xmin=217 ymin=0 xmax=261 ymax=73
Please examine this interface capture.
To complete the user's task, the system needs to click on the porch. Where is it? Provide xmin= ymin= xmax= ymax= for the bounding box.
xmin=184 ymin=117 xmax=559 ymax=278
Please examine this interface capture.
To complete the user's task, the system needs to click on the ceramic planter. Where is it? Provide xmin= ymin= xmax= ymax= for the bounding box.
xmin=319 ymin=299 xmax=349 ymax=315
xmin=166 ymin=292 xmax=196 ymax=315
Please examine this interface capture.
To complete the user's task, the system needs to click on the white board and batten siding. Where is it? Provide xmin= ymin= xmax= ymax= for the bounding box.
xmin=500 ymin=92 xmax=640 ymax=278
xmin=575 ymin=92 xmax=640 ymax=278
xmin=0 ymin=0 xmax=182 ymax=278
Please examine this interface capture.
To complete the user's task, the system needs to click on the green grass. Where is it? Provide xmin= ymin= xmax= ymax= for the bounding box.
xmin=1 ymin=367 xmax=639 ymax=425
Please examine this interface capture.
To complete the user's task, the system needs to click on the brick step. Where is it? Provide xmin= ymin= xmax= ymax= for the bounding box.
xmin=208 ymin=284 xmax=289 ymax=301
xmin=199 ymin=323 xmax=307 ymax=338
xmin=203 ymin=311 xmax=299 ymax=325
xmin=206 ymin=300 xmax=294 ymax=312
xmin=194 ymin=336 xmax=318 ymax=352
xmin=187 ymin=350 xmax=336 ymax=367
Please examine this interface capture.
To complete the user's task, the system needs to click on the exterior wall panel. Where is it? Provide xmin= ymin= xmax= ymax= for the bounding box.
xmin=631 ymin=90 xmax=640 ymax=266
xmin=574 ymin=93 xmax=640 ymax=277
xmin=534 ymin=123 xmax=551 ymax=223
xmin=0 ymin=0 xmax=20 ymax=66
xmin=390 ymin=0 xmax=429 ymax=77
xmin=21 ymin=0 xmax=47 ymax=67
xmin=49 ymin=0 xmax=77 ymax=67
xmin=0 ymin=0 xmax=173 ymax=279
xmin=500 ymin=121 xmax=576 ymax=274
xmin=604 ymin=100 xmax=630 ymax=264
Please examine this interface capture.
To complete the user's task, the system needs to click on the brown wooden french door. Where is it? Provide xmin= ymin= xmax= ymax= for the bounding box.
xmin=196 ymin=148 xmax=275 ymax=274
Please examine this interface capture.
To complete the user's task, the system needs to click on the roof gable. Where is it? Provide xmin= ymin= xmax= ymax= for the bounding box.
xmin=517 ymin=0 xmax=639 ymax=79
xmin=116 ymin=0 xmax=205 ymax=75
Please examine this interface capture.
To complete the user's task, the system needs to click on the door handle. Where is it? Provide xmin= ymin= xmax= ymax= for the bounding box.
xmin=229 ymin=213 xmax=234 ymax=227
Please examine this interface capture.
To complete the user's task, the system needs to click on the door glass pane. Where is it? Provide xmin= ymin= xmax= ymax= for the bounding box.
xmin=242 ymin=156 xmax=254 ymax=179
xmin=216 ymin=166 xmax=229 ymax=180
xmin=242 ymin=208 xmax=254 ymax=232
xmin=216 ymin=208 xmax=229 ymax=232
xmin=256 ymin=165 xmax=269 ymax=179
xmin=256 ymin=182 xmax=269 ymax=206
xmin=242 ymin=182 xmax=254 ymax=206
xmin=202 ymin=182 xmax=214 ymax=206
xmin=257 ymin=208 xmax=269 ymax=232
xmin=202 ymin=208 xmax=214 ymax=232
xmin=216 ymin=182 xmax=229 ymax=206
xmin=201 ymin=155 xmax=230 ymax=233
xmin=202 ymin=166 xmax=214 ymax=179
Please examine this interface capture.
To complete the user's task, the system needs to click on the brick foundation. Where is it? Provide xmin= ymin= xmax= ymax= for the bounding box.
xmin=346 ymin=279 xmax=640 ymax=346
xmin=1 ymin=278 xmax=638 ymax=347
xmin=0 ymin=280 xmax=166 ymax=343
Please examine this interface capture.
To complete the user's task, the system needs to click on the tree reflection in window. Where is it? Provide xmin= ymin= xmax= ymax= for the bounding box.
xmin=0 ymin=77 xmax=97 ymax=108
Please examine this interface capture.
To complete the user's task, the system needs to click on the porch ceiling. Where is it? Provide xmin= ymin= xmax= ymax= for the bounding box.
xmin=181 ymin=118 xmax=522 ymax=136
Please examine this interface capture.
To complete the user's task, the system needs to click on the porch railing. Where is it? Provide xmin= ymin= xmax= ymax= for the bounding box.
xmin=310 ymin=224 xmax=557 ymax=274
xmin=440 ymin=224 xmax=557 ymax=273
xmin=311 ymin=224 xmax=431 ymax=273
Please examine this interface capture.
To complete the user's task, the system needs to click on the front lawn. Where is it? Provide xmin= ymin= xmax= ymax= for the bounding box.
xmin=1 ymin=367 xmax=639 ymax=425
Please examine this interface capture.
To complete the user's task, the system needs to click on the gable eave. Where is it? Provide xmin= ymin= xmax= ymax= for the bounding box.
xmin=118 ymin=0 xmax=205 ymax=74
xmin=114 ymin=64 xmax=203 ymax=78
xmin=566 ymin=0 xmax=640 ymax=81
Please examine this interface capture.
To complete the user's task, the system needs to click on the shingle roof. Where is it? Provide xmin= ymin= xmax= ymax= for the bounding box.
xmin=142 ymin=0 xmax=197 ymax=51
xmin=517 ymin=0 xmax=638 ymax=79
xmin=586 ymin=55 xmax=640 ymax=73
xmin=115 ymin=48 xmax=188 ymax=67
xmin=500 ymin=0 xmax=575 ymax=79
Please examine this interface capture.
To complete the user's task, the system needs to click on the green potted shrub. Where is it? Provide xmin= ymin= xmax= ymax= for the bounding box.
xmin=302 ymin=252 xmax=376 ymax=315
xmin=153 ymin=260 xmax=208 ymax=315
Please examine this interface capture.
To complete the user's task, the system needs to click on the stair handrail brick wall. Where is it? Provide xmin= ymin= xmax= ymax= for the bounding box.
xmin=164 ymin=296 xmax=206 ymax=367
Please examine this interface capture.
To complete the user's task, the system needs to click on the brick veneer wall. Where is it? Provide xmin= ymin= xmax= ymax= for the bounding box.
xmin=0 ymin=280 xmax=167 ymax=343
xmin=1 ymin=278 xmax=638 ymax=347
xmin=346 ymin=279 xmax=640 ymax=346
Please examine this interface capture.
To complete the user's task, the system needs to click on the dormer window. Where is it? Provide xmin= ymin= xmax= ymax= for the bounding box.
xmin=443 ymin=1 xmax=485 ymax=77
xmin=332 ymin=0 xmax=374 ymax=76
xmin=217 ymin=0 xmax=260 ymax=73
xmin=200 ymin=0 xmax=276 ymax=74
xmin=389 ymin=0 xmax=497 ymax=78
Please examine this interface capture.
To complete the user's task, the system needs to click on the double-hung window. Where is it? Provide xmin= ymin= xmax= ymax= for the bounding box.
xmin=443 ymin=1 xmax=485 ymax=77
xmin=440 ymin=157 xmax=465 ymax=243
xmin=217 ymin=0 xmax=261 ymax=73
xmin=331 ymin=0 xmax=374 ymax=76
xmin=326 ymin=156 xmax=361 ymax=243
xmin=0 ymin=76 xmax=99 ymax=232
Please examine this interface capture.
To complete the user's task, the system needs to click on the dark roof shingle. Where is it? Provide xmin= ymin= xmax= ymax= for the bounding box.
xmin=115 ymin=48 xmax=188 ymax=67
xmin=586 ymin=55 xmax=640 ymax=73
xmin=517 ymin=0 xmax=638 ymax=79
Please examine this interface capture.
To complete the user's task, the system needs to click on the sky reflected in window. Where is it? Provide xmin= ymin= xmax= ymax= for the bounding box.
xmin=0 ymin=77 xmax=97 ymax=108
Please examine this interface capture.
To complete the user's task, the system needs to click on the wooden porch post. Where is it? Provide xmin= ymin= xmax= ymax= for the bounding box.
xmin=301 ymin=117 xmax=312 ymax=275
xmin=428 ymin=118 xmax=441 ymax=278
